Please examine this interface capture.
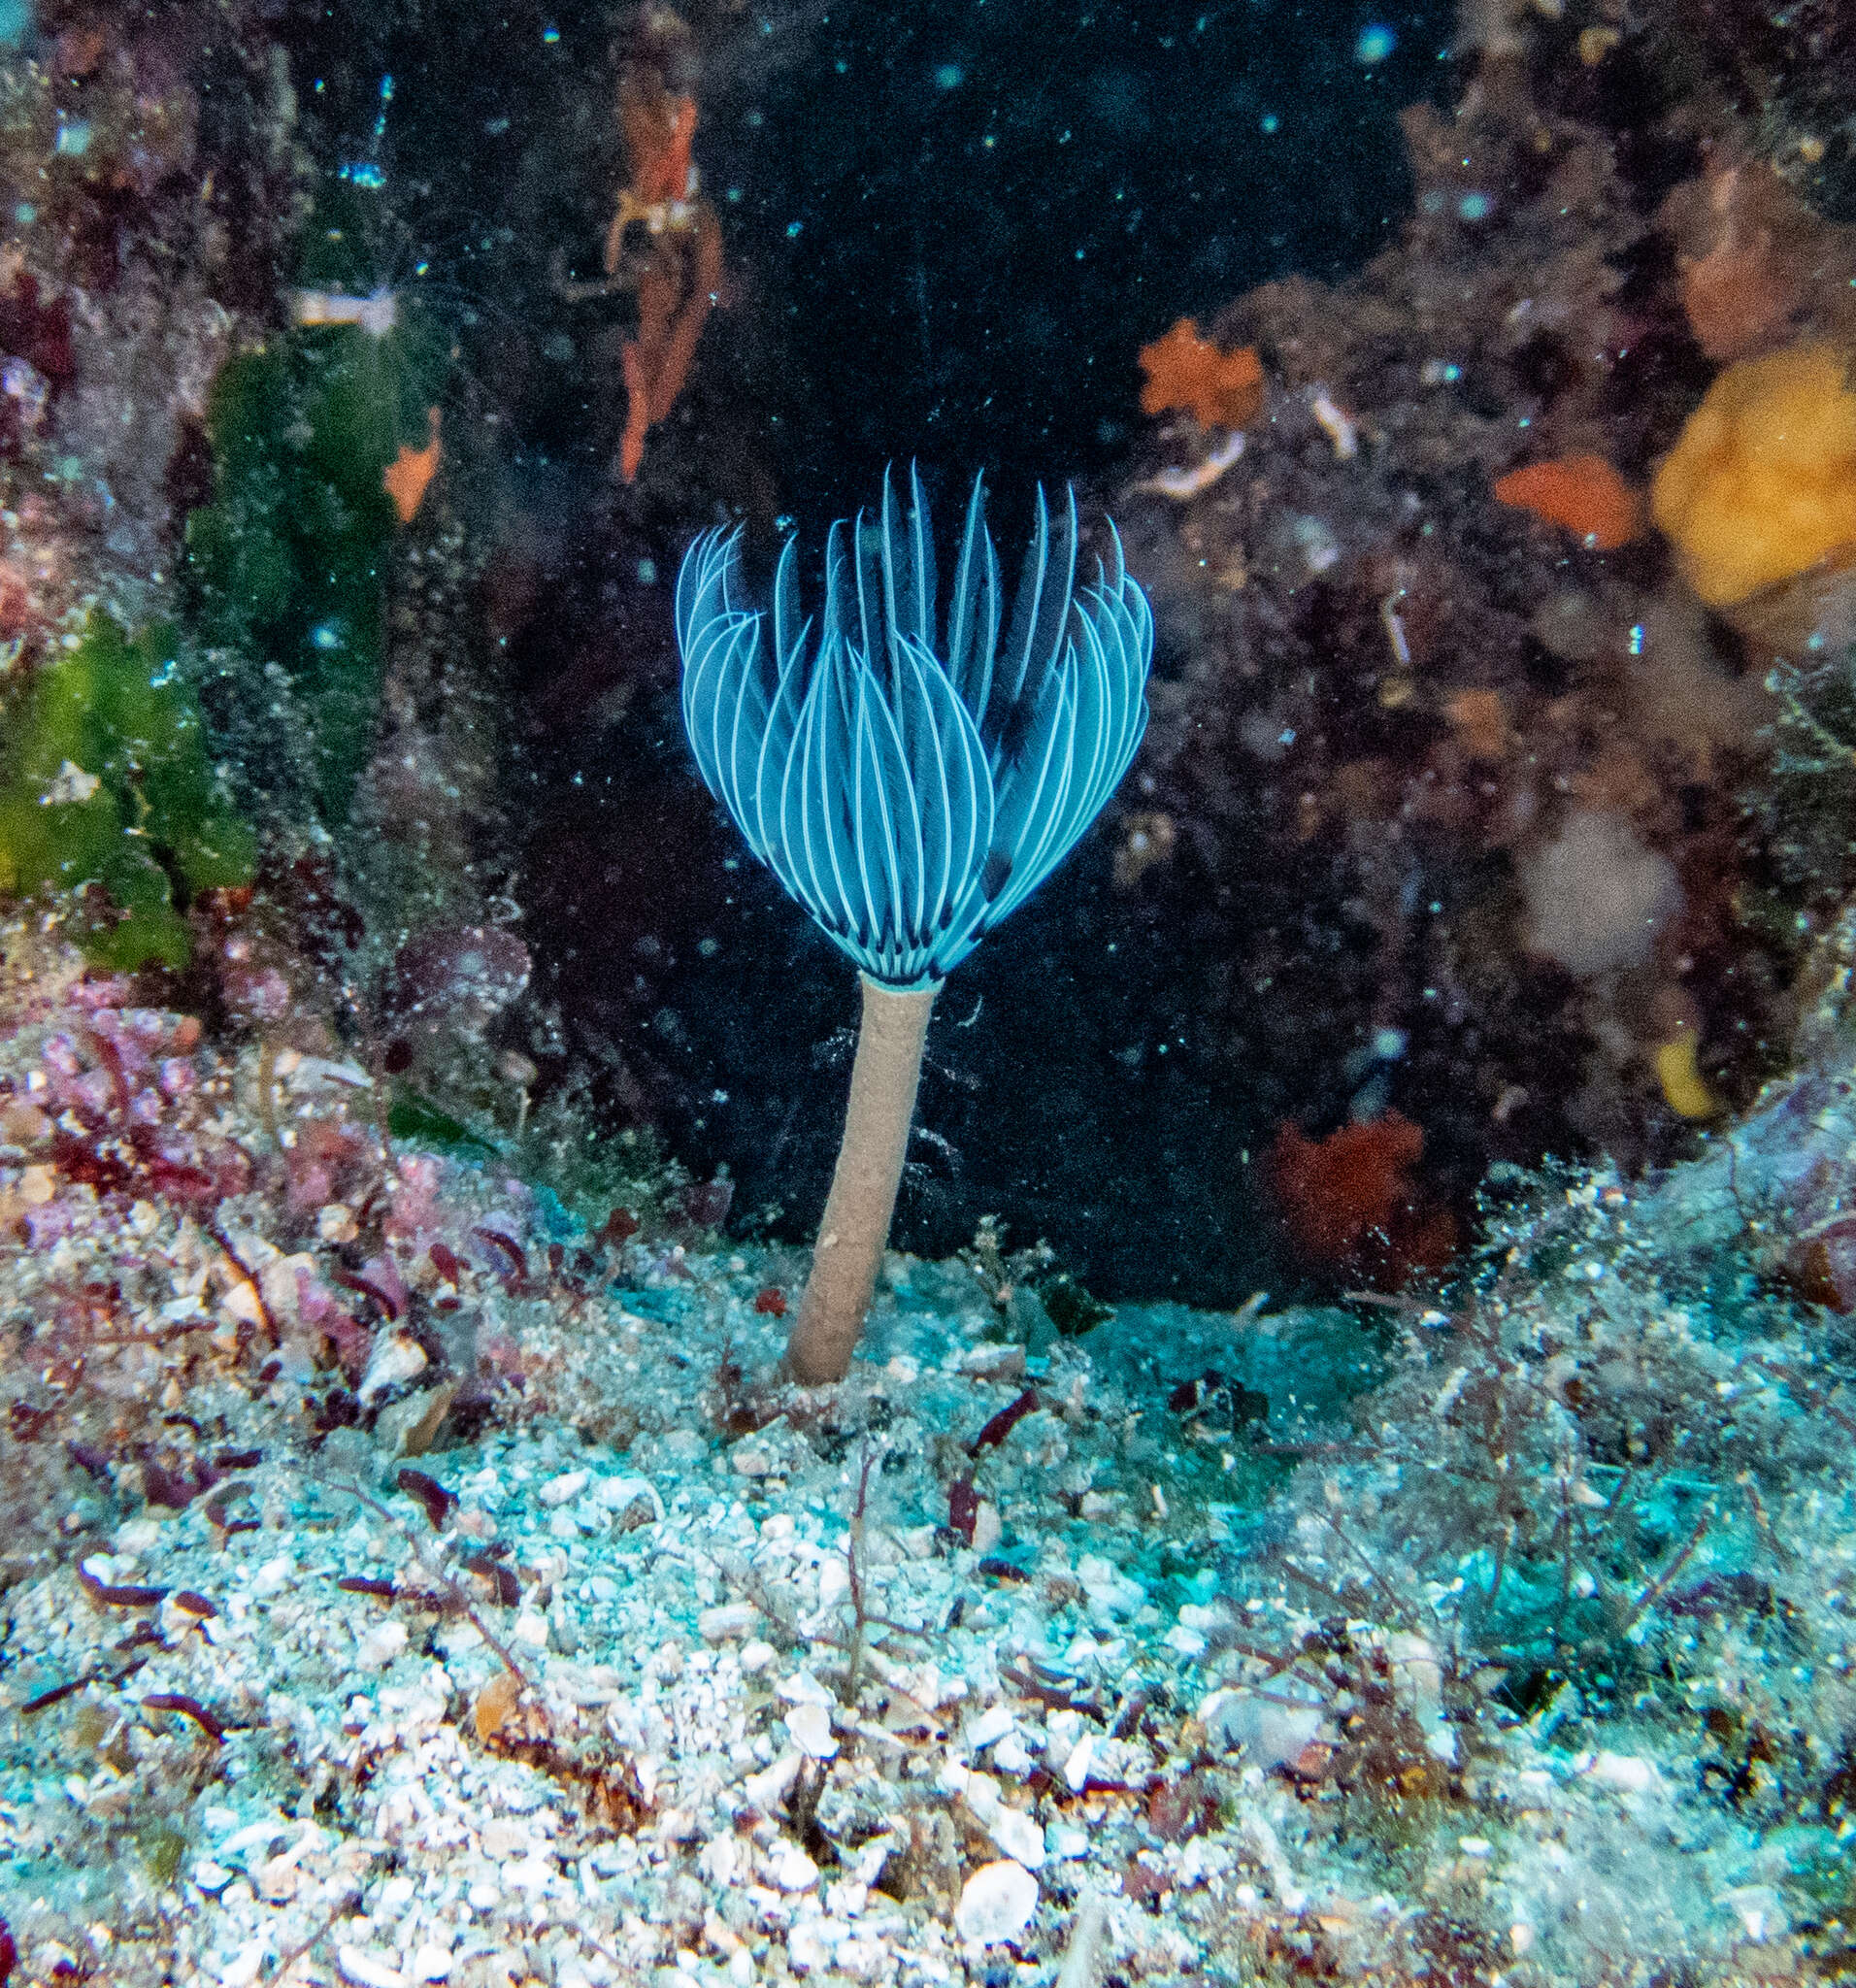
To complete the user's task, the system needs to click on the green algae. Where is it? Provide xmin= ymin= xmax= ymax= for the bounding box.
xmin=0 ymin=613 xmax=255 ymax=969
xmin=183 ymin=180 xmax=449 ymax=825
xmin=387 ymin=1086 xmax=503 ymax=1158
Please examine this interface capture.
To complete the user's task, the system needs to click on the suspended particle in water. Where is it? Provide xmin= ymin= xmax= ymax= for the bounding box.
xmin=1353 ymin=21 xmax=1397 ymax=62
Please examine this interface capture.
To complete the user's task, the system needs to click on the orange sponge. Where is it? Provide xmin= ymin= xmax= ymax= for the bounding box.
xmin=1651 ymin=342 xmax=1856 ymax=608
xmin=1494 ymin=453 xmax=1642 ymax=549
xmin=1138 ymin=319 xmax=1265 ymax=428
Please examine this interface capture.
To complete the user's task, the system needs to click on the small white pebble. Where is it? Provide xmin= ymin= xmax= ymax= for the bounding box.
xmin=251 ymin=1554 xmax=293 ymax=1598
xmin=504 ymin=1850 xmax=556 ymax=1893
xmin=787 ymin=1923 xmax=838 ymax=1972
xmin=700 ymin=1835 xmax=741 ymax=1885
xmin=744 ymin=1752 xmax=803 ymax=1807
xmin=358 ymin=1331 xmax=429 ymax=1403
xmin=698 ymin=1601 xmax=758 ymax=1642
xmin=1062 ymin=1736 xmax=1095 ymax=1791
xmin=354 ymin=1620 xmax=409 ymax=1670
xmin=410 ymin=1943 xmax=454 ymax=1982
xmin=318 ymin=1202 xmax=359 ymax=1243
xmin=1585 ymin=1750 xmax=1660 ymax=1794
xmin=740 ymin=1639 xmax=778 ymax=1673
xmin=960 ymin=1343 xmax=1025 ymax=1378
xmin=965 ymin=1705 xmax=1015 ymax=1751
xmin=594 ymin=1474 xmax=662 ymax=1516
xmin=218 ymin=1280 xmax=267 ymax=1328
xmin=993 ymin=1732 xmax=1034 ymax=1774
xmin=540 ymin=1469 xmax=589 ymax=1507
xmin=984 ymin=1805 xmax=1046 ymax=1870
xmin=337 ymin=1946 xmax=407 ymax=1988
xmin=774 ymin=1843 xmax=819 ymax=1891
xmin=954 ymin=1860 xmax=1039 ymax=1944
xmin=1719 ymin=1886 xmax=1788 ymax=1942
xmin=513 ymin=1610 xmax=550 ymax=1648
xmin=786 ymin=1701 xmax=838 ymax=1758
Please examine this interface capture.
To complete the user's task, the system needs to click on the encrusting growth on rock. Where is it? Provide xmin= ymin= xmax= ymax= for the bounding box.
xmin=1137 ymin=318 xmax=1265 ymax=428
xmin=1493 ymin=452 xmax=1642 ymax=550
xmin=1651 ymin=341 xmax=1856 ymax=609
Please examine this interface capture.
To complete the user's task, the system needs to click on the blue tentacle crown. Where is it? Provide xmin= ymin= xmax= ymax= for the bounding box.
xmin=675 ymin=466 xmax=1154 ymax=989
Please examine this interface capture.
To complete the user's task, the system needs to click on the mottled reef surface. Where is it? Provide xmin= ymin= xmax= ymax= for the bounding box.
xmin=4 ymin=0 xmax=1856 ymax=1981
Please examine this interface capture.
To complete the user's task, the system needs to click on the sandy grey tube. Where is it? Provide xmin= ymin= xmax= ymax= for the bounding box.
xmin=786 ymin=978 xmax=938 ymax=1383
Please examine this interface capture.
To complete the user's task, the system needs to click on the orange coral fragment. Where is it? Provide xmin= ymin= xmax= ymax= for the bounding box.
xmin=606 ymin=83 xmax=702 ymax=276
xmin=619 ymin=209 xmax=723 ymax=482
xmin=382 ymin=406 xmax=442 ymax=524
xmin=600 ymin=67 xmax=725 ymax=484
xmin=1138 ymin=318 xmax=1264 ymax=428
xmin=1493 ymin=453 xmax=1642 ymax=550
xmin=627 ymin=87 xmax=697 ymax=207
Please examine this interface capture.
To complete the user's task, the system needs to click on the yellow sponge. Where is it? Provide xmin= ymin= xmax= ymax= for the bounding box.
xmin=1651 ymin=343 xmax=1856 ymax=609
xmin=1654 ymin=1034 xmax=1720 ymax=1119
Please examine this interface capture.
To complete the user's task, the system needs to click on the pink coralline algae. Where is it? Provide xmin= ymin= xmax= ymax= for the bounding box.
xmin=22 ymin=997 xmax=250 ymax=1219
xmin=282 ymin=1115 xmax=376 ymax=1217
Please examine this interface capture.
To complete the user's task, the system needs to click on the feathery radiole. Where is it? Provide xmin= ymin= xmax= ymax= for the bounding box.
xmin=676 ymin=467 xmax=1153 ymax=1381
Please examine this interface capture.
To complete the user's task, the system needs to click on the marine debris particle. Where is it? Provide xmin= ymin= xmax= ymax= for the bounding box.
xmin=1493 ymin=452 xmax=1643 ymax=549
xmin=1135 ymin=431 xmax=1244 ymax=501
xmin=1442 ymin=687 xmax=1513 ymax=761
xmin=1137 ymin=318 xmax=1265 ymax=428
